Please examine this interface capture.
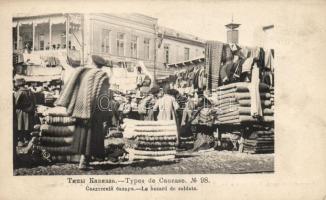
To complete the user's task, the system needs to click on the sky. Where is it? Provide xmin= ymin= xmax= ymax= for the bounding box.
xmin=125 ymin=1 xmax=282 ymax=46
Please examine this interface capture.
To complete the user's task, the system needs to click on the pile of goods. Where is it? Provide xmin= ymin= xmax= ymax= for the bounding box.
xmin=122 ymin=119 xmax=177 ymax=161
xmin=104 ymin=127 xmax=128 ymax=162
xmin=270 ymin=87 xmax=274 ymax=109
xmin=242 ymin=126 xmax=274 ymax=154
xmin=178 ymin=136 xmax=195 ymax=150
xmin=213 ymin=82 xmax=274 ymax=124
xmin=36 ymin=107 xmax=81 ymax=163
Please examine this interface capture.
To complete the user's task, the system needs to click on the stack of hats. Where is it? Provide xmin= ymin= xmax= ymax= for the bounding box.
xmin=122 ymin=119 xmax=177 ymax=161
xmin=36 ymin=107 xmax=80 ymax=163
xmin=243 ymin=127 xmax=274 ymax=154
xmin=214 ymin=82 xmax=274 ymax=124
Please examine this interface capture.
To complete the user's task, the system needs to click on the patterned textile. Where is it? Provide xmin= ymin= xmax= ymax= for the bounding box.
xmin=55 ymin=68 xmax=109 ymax=119
xmin=42 ymin=106 xmax=69 ymax=117
xmin=205 ymin=41 xmax=224 ymax=90
xmin=44 ymin=116 xmax=76 ymax=125
xmin=123 ymin=119 xmax=177 ymax=161
xmin=135 ymin=146 xmax=176 ymax=151
xmin=243 ymin=128 xmax=274 ymax=154
xmin=40 ymin=124 xmax=75 ymax=137
xmin=135 ymin=135 xmax=176 ymax=142
xmin=39 ymin=136 xmax=73 ymax=146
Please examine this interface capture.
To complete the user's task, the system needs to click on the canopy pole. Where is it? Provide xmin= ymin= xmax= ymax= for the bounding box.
xmin=16 ymin=22 xmax=20 ymax=50
xmin=49 ymin=18 xmax=52 ymax=50
xmin=32 ymin=22 xmax=35 ymax=52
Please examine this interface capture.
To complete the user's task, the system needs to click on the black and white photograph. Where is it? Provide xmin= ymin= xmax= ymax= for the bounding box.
xmin=1 ymin=0 xmax=326 ymax=199
xmin=12 ymin=12 xmax=275 ymax=175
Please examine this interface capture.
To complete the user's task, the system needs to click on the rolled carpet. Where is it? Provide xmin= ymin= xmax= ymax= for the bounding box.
xmin=39 ymin=136 xmax=74 ymax=146
xmin=43 ymin=106 xmax=70 ymax=117
xmin=217 ymin=82 xmax=270 ymax=92
xmin=137 ymin=141 xmax=177 ymax=147
xmin=44 ymin=116 xmax=76 ymax=125
xmin=36 ymin=146 xmax=74 ymax=155
xmin=51 ymin=155 xmax=81 ymax=163
xmin=135 ymin=146 xmax=176 ymax=151
xmin=136 ymin=135 xmax=176 ymax=142
xmin=40 ymin=124 xmax=75 ymax=137
xmin=130 ymin=154 xmax=175 ymax=161
xmin=216 ymin=116 xmax=274 ymax=124
xmin=128 ymin=149 xmax=176 ymax=156
xmin=217 ymin=92 xmax=271 ymax=101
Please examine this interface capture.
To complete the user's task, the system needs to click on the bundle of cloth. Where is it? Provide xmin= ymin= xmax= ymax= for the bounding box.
xmin=36 ymin=68 xmax=110 ymax=162
xmin=122 ymin=119 xmax=177 ymax=161
xmin=243 ymin=128 xmax=274 ymax=154
xmin=37 ymin=106 xmax=80 ymax=163
xmin=213 ymin=82 xmax=274 ymax=124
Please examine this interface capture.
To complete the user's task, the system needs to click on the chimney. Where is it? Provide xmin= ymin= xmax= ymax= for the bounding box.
xmin=225 ymin=16 xmax=241 ymax=44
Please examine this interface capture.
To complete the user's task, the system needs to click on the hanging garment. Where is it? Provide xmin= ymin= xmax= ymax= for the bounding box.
xmin=250 ymin=64 xmax=263 ymax=117
xmin=264 ymin=49 xmax=274 ymax=71
xmin=205 ymin=41 xmax=224 ymax=90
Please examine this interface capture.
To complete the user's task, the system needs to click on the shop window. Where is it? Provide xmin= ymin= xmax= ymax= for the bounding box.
xmin=164 ymin=44 xmax=169 ymax=64
xmin=117 ymin=33 xmax=125 ymax=56
xmin=131 ymin=35 xmax=138 ymax=58
xmin=101 ymin=29 xmax=110 ymax=53
xmin=39 ymin=34 xmax=44 ymax=50
xmin=144 ymin=38 xmax=150 ymax=60
xmin=184 ymin=47 xmax=190 ymax=60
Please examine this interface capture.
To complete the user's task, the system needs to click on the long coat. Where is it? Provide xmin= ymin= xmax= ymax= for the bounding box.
xmin=153 ymin=94 xmax=179 ymax=121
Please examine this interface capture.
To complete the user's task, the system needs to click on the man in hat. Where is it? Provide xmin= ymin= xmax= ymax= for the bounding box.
xmin=153 ymin=84 xmax=179 ymax=121
xmin=14 ymin=79 xmax=36 ymax=146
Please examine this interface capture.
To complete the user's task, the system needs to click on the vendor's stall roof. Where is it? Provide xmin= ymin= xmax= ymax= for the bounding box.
xmin=14 ymin=74 xmax=61 ymax=82
xmin=167 ymin=57 xmax=205 ymax=68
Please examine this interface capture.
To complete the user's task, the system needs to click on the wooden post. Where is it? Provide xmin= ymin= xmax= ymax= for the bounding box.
xmin=32 ymin=22 xmax=35 ymax=52
xmin=66 ymin=14 xmax=69 ymax=54
xmin=16 ymin=22 xmax=20 ymax=50
xmin=49 ymin=18 xmax=52 ymax=50
xmin=81 ymin=14 xmax=84 ymax=66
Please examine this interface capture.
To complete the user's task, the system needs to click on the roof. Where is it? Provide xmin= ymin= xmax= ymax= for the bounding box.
xmin=158 ymin=26 xmax=206 ymax=45
xmin=167 ymin=57 xmax=205 ymax=68
xmin=225 ymin=23 xmax=241 ymax=29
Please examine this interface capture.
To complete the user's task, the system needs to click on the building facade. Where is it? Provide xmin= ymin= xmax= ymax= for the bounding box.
xmin=157 ymin=26 xmax=205 ymax=66
xmin=12 ymin=13 xmax=205 ymax=79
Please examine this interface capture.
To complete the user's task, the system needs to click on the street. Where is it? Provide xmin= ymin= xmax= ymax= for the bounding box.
xmin=14 ymin=151 xmax=274 ymax=175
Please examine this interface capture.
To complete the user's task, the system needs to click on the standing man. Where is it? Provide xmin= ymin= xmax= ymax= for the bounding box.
xmin=14 ymin=79 xmax=36 ymax=146
xmin=153 ymin=85 xmax=179 ymax=121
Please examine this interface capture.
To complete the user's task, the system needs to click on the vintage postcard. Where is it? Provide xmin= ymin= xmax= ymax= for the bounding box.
xmin=0 ymin=0 xmax=325 ymax=199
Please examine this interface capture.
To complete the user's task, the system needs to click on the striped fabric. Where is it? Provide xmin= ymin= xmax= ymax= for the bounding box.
xmin=206 ymin=41 xmax=224 ymax=90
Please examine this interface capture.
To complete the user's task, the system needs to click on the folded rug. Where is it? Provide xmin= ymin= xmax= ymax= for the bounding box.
xmin=40 ymin=124 xmax=75 ymax=137
xmin=40 ymin=136 xmax=74 ymax=146
xmin=45 ymin=116 xmax=76 ymax=125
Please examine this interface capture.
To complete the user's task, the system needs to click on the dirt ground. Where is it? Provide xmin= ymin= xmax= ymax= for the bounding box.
xmin=14 ymin=150 xmax=274 ymax=175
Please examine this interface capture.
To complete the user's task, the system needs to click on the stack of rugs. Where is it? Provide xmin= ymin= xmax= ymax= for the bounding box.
xmin=122 ymin=119 xmax=177 ymax=161
xmin=214 ymin=82 xmax=274 ymax=124
xmin=243 ymin=128 xmax=274 ymax=154
xmin=104 ymin=128 xmax=127 ymax=162
xmin=178 ymin=136 xmax=195 ymax=150
xmin=37 ymin=106 xmax=80 ymax=163
xmin=270 ymin=87 xmax=274 ymax=109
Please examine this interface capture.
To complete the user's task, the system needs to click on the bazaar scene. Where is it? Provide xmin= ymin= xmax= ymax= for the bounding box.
xmin=13 ymin=13 xmax=275 ymax=175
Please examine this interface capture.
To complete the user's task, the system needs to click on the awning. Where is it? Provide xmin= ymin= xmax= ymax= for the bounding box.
xmin=14 ymin=74 xmax=62 ymax=82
